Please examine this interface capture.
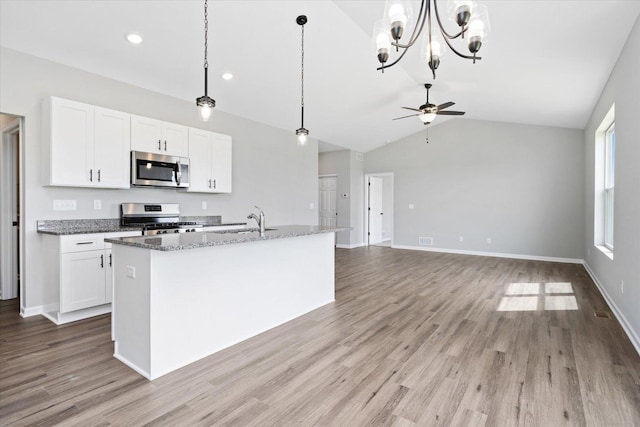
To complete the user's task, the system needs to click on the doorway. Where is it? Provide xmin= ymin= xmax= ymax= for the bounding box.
xmin=318 ymin=175 xmax=337 ymax=227
xmin=364 ymin=173 xmax=393 ymax=247
xmin=1 ymin=114 xmax=23 ymax=303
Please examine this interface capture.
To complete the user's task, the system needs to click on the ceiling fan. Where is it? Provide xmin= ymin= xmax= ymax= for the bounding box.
xmin=393 ymin=83 xmax=465 ymax=125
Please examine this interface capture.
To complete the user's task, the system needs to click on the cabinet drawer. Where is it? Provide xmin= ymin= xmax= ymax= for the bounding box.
xmin=60 ymin=234 xmax=105 ymax=253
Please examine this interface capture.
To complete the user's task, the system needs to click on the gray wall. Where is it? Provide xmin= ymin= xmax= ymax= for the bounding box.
xmin=0 ymin=47 xmax=318 ymax=310
xmin=583 ymin=16 xmax=640 ymax=347
xmin=318 ymin=150 xmax=364 ymax=247
xmin=365 ymin=119 xmax=585 ymax=259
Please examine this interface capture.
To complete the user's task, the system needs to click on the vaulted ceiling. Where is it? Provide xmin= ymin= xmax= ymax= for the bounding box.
xmin=1 ymin=1 xmax=639 ymax=152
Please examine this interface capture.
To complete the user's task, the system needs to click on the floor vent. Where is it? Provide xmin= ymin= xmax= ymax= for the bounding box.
xmin=594 ymin=310 xmax=612 ymax=320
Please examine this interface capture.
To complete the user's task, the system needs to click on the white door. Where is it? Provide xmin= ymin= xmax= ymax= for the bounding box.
xmin=210 ymin=133 xmax=232 ymax=193
xmin=131 ymin=115 xmax=163 ymax=154
xmin=60 ymin=250 xmax=106 ymax=313
xmin=50 ymin=98 xmax=94 ymax=186
xmin=94 ymin=107 xmax=130 ymax=188
xmin=368 ymin=176 xmax=383 ymax=244
xmin=187 ymin=128 xmax=211 ymax=192
xmin=319 ymin=176 xmax=337 ymax=227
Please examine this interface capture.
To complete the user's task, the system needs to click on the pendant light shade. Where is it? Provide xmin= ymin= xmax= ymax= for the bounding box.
xmin=196 ymin=0 xmax=215 ymax=122
xmin=296 ymin=15 xmax=309 ymax=146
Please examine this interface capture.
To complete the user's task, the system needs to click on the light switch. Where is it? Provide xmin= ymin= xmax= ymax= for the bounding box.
xmin=409 ymin=204 xmax=415 ymax=209
xmin=309 ymin=203 xmax=314 ymax=209
xmin=202 ymin=201 xmax=207 ymax=210
xmin=94 ymin=200 xmax=101 ymax=210
xmin=126 ymin=266 xmax=136 ymax=279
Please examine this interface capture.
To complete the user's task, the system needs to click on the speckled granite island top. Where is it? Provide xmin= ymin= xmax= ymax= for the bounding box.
xmin=36 ymin=217 xmax=245 ymax=235
xmin=105 ymin=225 xmax=350 ymax=251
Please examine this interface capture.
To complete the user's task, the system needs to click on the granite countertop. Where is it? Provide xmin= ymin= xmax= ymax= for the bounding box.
xmin=104 ymin=225 xmax=350 ymax=251
xmin=37 ymin=217 xmax=245 ymax=235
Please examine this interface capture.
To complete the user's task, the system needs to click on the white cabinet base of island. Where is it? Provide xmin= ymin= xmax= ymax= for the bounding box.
xmin=112 ymin=232 xmax=336 ymax=380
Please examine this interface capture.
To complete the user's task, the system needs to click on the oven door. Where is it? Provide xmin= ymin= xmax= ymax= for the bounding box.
xmin=131 ymin=151 xmax=190 ymax=188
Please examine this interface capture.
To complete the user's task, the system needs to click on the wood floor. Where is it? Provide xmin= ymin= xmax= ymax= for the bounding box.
xmin=1 ymin=246 xmax=639 ymax=426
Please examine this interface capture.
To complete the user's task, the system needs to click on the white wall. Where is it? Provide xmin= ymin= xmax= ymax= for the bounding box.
xmin=0 ymin=47 xmax=318 ymax=311
xmin=365 ymin=119 xmax=585 ymax=260
xmin=583 ymin=16 xmax=640 ymax=351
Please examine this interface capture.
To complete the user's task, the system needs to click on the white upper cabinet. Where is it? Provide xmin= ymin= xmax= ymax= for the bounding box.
xmin=131 ymin=115 xmax=188 ymax=157
xmin=94 ymin=107 xmax=131 ymax=188
xmin=43 ymin=97 xmax=130 ymax=188
xmin=186 ymin=128 xmax=232 ymax=193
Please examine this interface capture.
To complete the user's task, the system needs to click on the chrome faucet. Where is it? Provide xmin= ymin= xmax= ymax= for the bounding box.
xmin=247 ymin=206 xmax=265 ymax=234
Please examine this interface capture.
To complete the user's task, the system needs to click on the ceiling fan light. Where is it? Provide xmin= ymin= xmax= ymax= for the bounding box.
xmin=420 ymin=112 xmax=437 ymax=123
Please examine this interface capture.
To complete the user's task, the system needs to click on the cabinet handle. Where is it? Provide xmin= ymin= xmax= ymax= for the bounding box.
xmin=164 ymin=140 xmax=167 ymax=151
xmin=208 ymin=179 xmax=212 ymax=188
xmin=158 ymin=139 xmax=162 ymax=150
xmin=89 ymin=169 xmax=93 ymax=182
xmin=100 ymin=254 xmax=104 ymax=268
xmin=97 ymin=169 xmax=101 ymax=182
xmin=76 ymin=241 xmax=93 ymax=245
xmin=109 ymin=253 xmax=112 ymax=267
xmin=213 ymin=179 xmax=216 ymax=189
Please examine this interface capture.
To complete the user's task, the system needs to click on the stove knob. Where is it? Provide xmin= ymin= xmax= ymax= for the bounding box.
xmin=190 ymin=228 xmax=196 ymax=232
xmin=174 ymin=229 xmax=180 ymax=233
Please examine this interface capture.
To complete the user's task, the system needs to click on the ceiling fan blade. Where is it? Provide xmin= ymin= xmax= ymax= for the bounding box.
xmin=401 ymin=107 xmax=423 ymax=112
xmin=436 ymin=101 xmax=455 ymax=110
xmin=436 ymin=110 xmax=465 ymax=116
xmin=392 ymin=114 xmax=421 ymax=120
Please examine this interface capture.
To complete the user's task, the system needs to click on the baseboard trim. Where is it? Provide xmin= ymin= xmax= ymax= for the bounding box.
xmin=336 ymin=242 xmax=366 ymax=249
xmin=390 ymin=244 xmax=583 ymax=264
xmin=20 ymin=305 xmax=43 ymax=318
xmin=583 ymin=262 xmax=640 ymax=356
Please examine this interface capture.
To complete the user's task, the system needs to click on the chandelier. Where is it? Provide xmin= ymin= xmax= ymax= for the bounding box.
xmin=373 ymin=0 xmax=490 ymax=78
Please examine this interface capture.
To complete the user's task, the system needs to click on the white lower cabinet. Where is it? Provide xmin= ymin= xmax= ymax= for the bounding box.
xmin=43 ymin=231 xmax=140 ymax=324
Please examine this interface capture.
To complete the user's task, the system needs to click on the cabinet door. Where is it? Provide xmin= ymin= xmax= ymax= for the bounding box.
xmin=49 ymin=98 xmax=94 ymax=186
xmin=187 ymin=128 xmax=212 ymax=193
xmin=162 ymin=122 xmax=189 ymax=157
xmin=94 ymin=107 xmax=131 ymax=188
xmin=60 ymin=250 xmax=107 ymax=313
xmin=131 ymin=115 xmax=163 ymax=153
xmin=210 ymin=133 xmax=232 ymax=193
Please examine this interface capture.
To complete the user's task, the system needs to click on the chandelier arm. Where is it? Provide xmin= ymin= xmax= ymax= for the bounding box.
xmin=439 ymin=26 xmax=482 ymax=60
xmin=432 ymin=0 xmax=465 ymax=40
xmin=376 ymin=46 xmax=411 ymax=71
xmin=390 ymin=0 xmax=428 ymax=50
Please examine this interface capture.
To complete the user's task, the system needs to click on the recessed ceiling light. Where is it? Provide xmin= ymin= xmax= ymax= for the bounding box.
xmin=221 ymin=72 xmax=233 ymax=80
xmin=125 ymin=32 xmax=143 ymax=45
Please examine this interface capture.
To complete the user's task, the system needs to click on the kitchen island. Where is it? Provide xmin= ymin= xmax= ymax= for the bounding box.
xmin=105 ymin=225 xmax=347 ymax=380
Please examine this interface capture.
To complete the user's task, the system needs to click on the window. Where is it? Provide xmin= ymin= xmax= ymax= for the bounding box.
xmin=604 ymin=123 xmax=615 ymax=250
xmin=594 ymin=104 xmax=615 ymax=257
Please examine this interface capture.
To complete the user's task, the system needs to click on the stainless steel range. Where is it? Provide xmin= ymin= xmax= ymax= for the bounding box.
xmin=121 ymin=203 xmax=203 ymax=235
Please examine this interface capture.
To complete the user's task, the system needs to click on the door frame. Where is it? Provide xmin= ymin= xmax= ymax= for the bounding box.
xmin=0 ymin=116 xmax=25 ymax=305
xmin=364 ymin=172 xmax=394 ymax=246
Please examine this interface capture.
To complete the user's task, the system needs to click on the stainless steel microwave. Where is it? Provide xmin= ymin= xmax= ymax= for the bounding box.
xmin=131 ymin=151 xmax=189 ymax=188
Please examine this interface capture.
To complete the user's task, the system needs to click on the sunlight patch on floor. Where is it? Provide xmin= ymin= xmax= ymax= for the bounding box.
xmin=497 ymin=282 xmax=578 ymax=312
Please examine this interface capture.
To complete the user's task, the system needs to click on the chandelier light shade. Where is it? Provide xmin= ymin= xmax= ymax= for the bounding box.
xmin=373 ymin=0 xmax=490 ymax=78
xmin=295 ymin=15 xmax=309 ymax=147
xmin=196 ymin=0 xmax=216 ymax=122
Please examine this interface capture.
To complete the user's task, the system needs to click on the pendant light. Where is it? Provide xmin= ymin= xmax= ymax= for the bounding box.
xmin=295 ymin=15 xmax=309 ymax=146
xmin=196 ymin=0 xmax=215 ymax=122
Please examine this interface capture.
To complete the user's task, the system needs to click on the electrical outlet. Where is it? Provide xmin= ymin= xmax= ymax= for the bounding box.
xmin=202 ymin=201 xmax=207 ymax=210
xmin=459 ymin=236 xmax=464 ymax=243
xmin=126 ymin=266 xmax=136 ymax=279
xmin=621 ymin=280 xmax=624 ymax=294
xmin=309 ymin=203 xmax=314 ymax=209
xmin=53 ymin=200 xmax=77 ymax=211
xmin=93 ymin=200 xmax=101 ymax=210
xmin=409 ymin=204 xmax=415 ymax=209
xmin=487 ymin=237 xmax=492 ymax=244
xmin=419 ymin=237 xmax=433 ymax=246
